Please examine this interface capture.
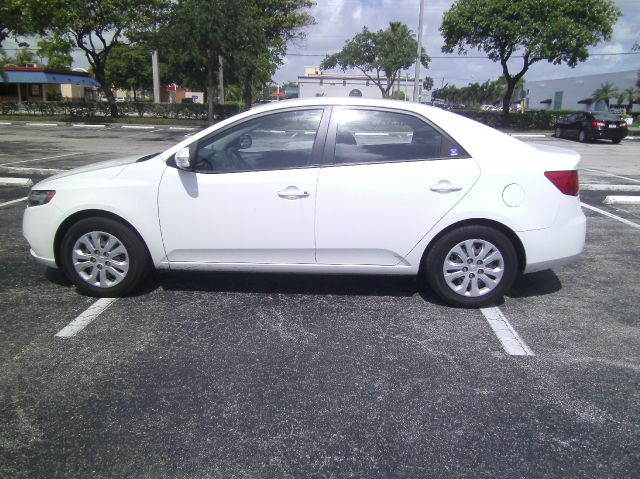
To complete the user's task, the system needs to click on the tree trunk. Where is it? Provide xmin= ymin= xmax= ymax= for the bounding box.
xmin=243 ymin=68 xmax=255 ymax=111
xmin=94 ymin=64 xmax=117 ymax=117
xmin=502 ymin=80 xmax=516 ymax=117
xmin=207 ymin=57 xmax=215 ymax=124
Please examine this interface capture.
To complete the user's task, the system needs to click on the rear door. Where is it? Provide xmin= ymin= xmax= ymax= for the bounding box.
xmin=314 ymin=107 xmax=480 ymax=266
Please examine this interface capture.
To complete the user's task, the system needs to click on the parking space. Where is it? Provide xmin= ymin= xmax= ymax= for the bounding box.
xmin=1 ymin=126 xmax=638 ymax=477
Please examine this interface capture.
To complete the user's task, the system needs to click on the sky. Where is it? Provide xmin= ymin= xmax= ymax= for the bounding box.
xmin=273 ymin=0 xmax=640 ymax=87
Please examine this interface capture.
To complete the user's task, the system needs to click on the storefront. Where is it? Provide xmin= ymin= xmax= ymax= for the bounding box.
xmin=0 ymin=67 xmax=101 ymax=102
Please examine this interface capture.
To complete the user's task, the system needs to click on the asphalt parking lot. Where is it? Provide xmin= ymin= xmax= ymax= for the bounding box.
xmin=1 ymin=123 xmax=638 ymax=478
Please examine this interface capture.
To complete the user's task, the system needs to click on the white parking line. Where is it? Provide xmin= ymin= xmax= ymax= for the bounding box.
xmin=0 ymin=152 xmax=84 ymax=166
xmin=169 ymin=126 xmax=197 ymax=131
xmin=604 ymin=195 xmax=640 ymax=205
xmin=0 ymin=122 xmax=12 ymax=125
xmin=121 ymin=125 xmax=155 ymax=130
xmin=26 ymin=122 xmax=58 ymax=127
xmin=73 ymin=124 xmax=107 ymax=128
xmin=510 ymin=133 xmax=546 ymax=138
xmin=580 ymin=184 xmax=640 ymax=192
xmin=55 ymin=298 xmax=118 ymax=338
xmin=480 ymin=306 xmax=534 ymax=356
xmin=0 ymin=197 xmax=28 ymax=208
xmin=581 ymin=202 xmax=640 ymax=229
xmin=582 ymin=169 xmax=640 ymax=184
xmin=0 ymin=177 xmax=33 ymax=187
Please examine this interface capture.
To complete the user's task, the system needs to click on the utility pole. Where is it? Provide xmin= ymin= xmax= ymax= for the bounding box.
xmin=152 ymin=50 xmax=160 ymax=103
xmin=218 ymin=55 xmax=224 ymax=104
xmin=413 ymin=0 xmax=425 ymax=102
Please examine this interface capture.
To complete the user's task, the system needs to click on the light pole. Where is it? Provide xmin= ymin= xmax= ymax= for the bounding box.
xmin=413 ymin=0 xmax=425 ymax=102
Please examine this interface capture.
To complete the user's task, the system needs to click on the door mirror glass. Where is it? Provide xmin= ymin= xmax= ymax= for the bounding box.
xmin=175 ymin=147 xmax=192 ymax=170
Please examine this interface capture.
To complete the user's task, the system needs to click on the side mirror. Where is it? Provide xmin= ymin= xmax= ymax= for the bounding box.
xmin=175 ymin=147 xmax=192 ymax=170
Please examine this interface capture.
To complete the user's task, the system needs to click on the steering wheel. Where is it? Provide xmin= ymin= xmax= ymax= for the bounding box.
xmin=226 ymin=147 xmax=253 ymax=171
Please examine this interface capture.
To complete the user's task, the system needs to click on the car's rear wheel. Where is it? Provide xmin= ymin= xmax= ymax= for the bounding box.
xmin=578 ymin=129 xmax=588 ymax=143
xmin=60 ymin=217 xmax=150 ymax=297
xmin=425 ymin=226 xmax=518 ymax=308
xmin=612 ymin=138 xmax=622 ymax=144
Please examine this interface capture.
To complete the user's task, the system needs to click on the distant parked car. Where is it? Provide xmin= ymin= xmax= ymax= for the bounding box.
xmin=554 ymin=112 xmax=628 ymax=144
xmin=23 ymin=98 xmax=586 ymax=307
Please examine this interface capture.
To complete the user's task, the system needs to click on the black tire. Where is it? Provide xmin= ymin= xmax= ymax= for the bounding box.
xmin=60 ymin=217 xmax=150 ymax=297
xmin=425 ymin=225 xmax=518 ymax=308
xmin=578 ymin=129 xmax=588 ymax=143
xmin=612 ymin=138 xmax=622 ymax=144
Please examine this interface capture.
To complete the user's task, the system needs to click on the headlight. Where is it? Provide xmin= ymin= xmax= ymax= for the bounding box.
xmin=28 ymin=190 xmax=56 ymax=207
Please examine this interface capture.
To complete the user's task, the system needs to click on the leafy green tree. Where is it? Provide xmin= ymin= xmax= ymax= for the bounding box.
xmin=14 ymin=48 xmax=39 ymax=66
xmin=155 ymin=0 xmax=313 ymax=121
xmin=322 ymin=21 xmax=430 ymax=98
xmin=623 ymin=87 xmax=638 ymax=112
xmin=225 ymin=0 xmax=314 ymax=110
xmin=0 ymin=0 xmax=30 ymax=48
xmin=37 ymin=38 xmax=73 ymax=69
xmin=422 ymin=76 xmax=434 ymax=91
xmin=23 ymin=0 xmax=170 ymax=115
xmin=441 ymin=0 xmax=621 ymax=116
xmin=105 ymin=44 xmax=154 ymax=100
xmin=593 ymin=82 xmax=619 ymax=109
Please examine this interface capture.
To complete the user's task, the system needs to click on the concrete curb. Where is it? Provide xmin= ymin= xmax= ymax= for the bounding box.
xmin=604 ymin=195 xmax=640 ymax=205
xmin=0 ymin=177 xmax=33 ymax=187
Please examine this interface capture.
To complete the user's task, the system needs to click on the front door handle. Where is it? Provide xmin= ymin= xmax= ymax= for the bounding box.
xmin=277 ymin=186 xmax=310 ymax=200
xmin=430 ymin=181 xmax=463 ymax=193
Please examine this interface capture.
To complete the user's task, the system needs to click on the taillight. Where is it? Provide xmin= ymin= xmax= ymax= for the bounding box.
xmin=591 ymin=121 xmax=605 ymax=128
xmin=544 ymin=171 xmax=579 ymax=196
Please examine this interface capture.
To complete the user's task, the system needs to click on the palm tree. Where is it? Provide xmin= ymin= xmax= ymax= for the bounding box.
xmin=623 ymin=87 xmax=638 ymax=113
xmin=592 ymin=82 xmax=619 ymax=109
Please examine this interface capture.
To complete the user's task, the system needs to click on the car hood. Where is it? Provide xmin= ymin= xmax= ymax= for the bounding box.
xmin=34 ymin=154 xmax=156 ymax=187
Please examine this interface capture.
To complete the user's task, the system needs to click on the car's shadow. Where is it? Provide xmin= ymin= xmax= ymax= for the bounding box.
xmin=47 ymin=266 xmax=563 ymax=304
xmin=506 ymin=270 xmax=562 ymax=298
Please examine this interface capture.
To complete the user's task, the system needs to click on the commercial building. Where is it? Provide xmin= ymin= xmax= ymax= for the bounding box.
xmin=0 ymin=67 xmax=101 ymax=102
xmin=525 ymin=69 xmax=639 ymax=112
xmin=298 ymin=66 xmax=430 ymax=102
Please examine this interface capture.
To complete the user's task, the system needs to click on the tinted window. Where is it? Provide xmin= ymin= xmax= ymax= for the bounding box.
xmin=592 ymin=112 xmax=624 ymax=121
xmin=193 ymin=109 xmax=323 ymax=173
xmin=330 ymin=109 xmax=465 ymax=165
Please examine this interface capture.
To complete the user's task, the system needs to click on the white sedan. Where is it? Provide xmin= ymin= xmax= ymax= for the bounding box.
xmin=23 ymin=98 xmax=586 ymax=307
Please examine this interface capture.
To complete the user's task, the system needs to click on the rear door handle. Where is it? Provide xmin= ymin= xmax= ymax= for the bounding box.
xmin=430 ymin=181 xmax=463 ymax=193
xmin=277 ymin=186 xmax=309 ymax=199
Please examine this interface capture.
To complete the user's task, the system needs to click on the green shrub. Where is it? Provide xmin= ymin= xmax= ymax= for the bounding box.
xmin=2 ymin=100 xmax=241 ymax=121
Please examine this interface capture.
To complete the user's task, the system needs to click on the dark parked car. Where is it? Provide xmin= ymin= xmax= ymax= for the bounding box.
xmin=554 ymin=111 xmax=628 ymax=144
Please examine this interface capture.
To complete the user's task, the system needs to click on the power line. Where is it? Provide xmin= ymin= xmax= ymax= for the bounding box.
xmin=284 ymin=51 xmax=640 ymax=58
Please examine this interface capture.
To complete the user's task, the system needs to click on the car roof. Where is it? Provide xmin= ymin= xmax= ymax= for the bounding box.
xmin=249 ymin=96 xmax=434 ymax=115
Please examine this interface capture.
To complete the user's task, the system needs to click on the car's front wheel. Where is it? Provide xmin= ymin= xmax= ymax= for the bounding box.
xmin=425 ymin=226 xmax=518 ymax=308
xmin=60 ymin=217 xmax=150 ymax=297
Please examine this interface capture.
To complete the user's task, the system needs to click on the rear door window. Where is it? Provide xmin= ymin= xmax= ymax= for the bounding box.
xmin=327 ymin=108 xmax=467 ymax=166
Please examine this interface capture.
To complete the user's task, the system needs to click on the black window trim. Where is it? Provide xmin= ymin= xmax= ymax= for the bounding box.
xmin=167 ymin=105 xmax=332 ymax=174
xmin=321 ymin=105 xmax=471 ymax=168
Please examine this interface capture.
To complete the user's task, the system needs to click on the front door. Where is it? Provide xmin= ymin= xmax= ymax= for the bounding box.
xmin=158 ymin=108 xmax=327 ymax=265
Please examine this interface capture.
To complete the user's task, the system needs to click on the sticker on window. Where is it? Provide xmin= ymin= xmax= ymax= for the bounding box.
xmin=449 ymin=148 xmax=459 ymax=157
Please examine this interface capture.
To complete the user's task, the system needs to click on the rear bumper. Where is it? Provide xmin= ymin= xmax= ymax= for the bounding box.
xmin=590 ymin=128 xmax=628 ymax=141
xmin=519 ymin=206 xmax=586 ymax=274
